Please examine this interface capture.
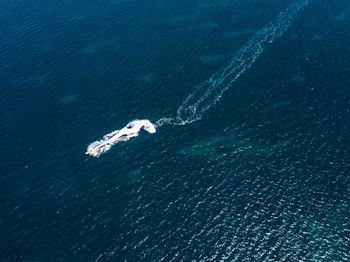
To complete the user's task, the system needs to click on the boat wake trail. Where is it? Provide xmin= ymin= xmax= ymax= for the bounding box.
xmin=86 ymin=120 xmax=156 ymax=157
xmin=86 ymin=0 xmax=308 ymax=157
xmin=156 ymin=0 xmax=308 ymax=127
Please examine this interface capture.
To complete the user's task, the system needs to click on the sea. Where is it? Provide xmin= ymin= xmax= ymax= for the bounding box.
xmin=1 ymin=0 xmax=350 ymax=261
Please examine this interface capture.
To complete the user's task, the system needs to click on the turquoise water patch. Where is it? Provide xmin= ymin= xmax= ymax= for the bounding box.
xmin=82 ymin=39 xmax=115 ymax=55
xmin=178 ymin=128 xmax=289 ymax=160
xmin=335 ymin=11 xmax=347 ymax=21
xmin=222 ymin=28 xmax=256 ymax=38
xmin=199 ymin=54 xmax=232 ymax=64
xmin=188 ymin=23 xmax=217 ymax=31
xmin=58 ymin=94 xmax=79 ymax=104
xmin=289 ymin=72 xmax=307 ymax=83
xmin=139 ymin=73 xmax=156 ymax=83
xmin=9 ymin=72 xmax=51 ymax=89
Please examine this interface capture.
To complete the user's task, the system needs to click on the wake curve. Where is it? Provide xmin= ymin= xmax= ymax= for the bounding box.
xmin=86 ymin=0 xmax=308 ymax=157
xmin=156 ymin=0 xmax=308 ymax=127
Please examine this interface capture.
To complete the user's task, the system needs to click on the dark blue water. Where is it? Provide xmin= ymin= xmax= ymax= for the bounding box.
xmin=1 ymin=0 xmax=350 ymax=261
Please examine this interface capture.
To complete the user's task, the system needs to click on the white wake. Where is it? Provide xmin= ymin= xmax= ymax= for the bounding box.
xmin=156 ymin=0 xmax=308 ymax=127
xmin=86 ymin=0 xmax=308 ymax=157
xmin=85 ymin=120 xmax=156 ymax=157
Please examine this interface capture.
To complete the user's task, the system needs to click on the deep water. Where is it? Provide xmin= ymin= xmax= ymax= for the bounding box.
xmin=1 ymin=0 xmax=350 ymax=261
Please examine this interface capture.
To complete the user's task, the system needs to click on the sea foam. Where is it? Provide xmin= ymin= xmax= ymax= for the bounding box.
xmin=86 ymin=120 xmax=156 ymax=157
xmin=86 ymin=0 xmax=308 ymax=157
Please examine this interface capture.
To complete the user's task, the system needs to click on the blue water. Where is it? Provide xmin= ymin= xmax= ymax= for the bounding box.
xmin=1 ymin=0 xmax=350 ymax=261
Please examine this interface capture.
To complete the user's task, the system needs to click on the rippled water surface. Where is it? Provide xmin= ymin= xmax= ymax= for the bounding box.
xmin=1 ymin=0 xmax=350 ymax=261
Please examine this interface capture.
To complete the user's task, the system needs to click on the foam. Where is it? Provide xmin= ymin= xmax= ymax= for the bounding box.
xmin=87 ymin=0 xmax=308 ymax=157
xmin=157 ymin=0 xmax=308 ymax=127
xmin=86 ymin=120 xmax=156 ymax=157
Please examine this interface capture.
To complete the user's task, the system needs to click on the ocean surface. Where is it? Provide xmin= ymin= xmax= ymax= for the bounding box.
xmin=1 ymin=0 xmax=350 ymax=261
